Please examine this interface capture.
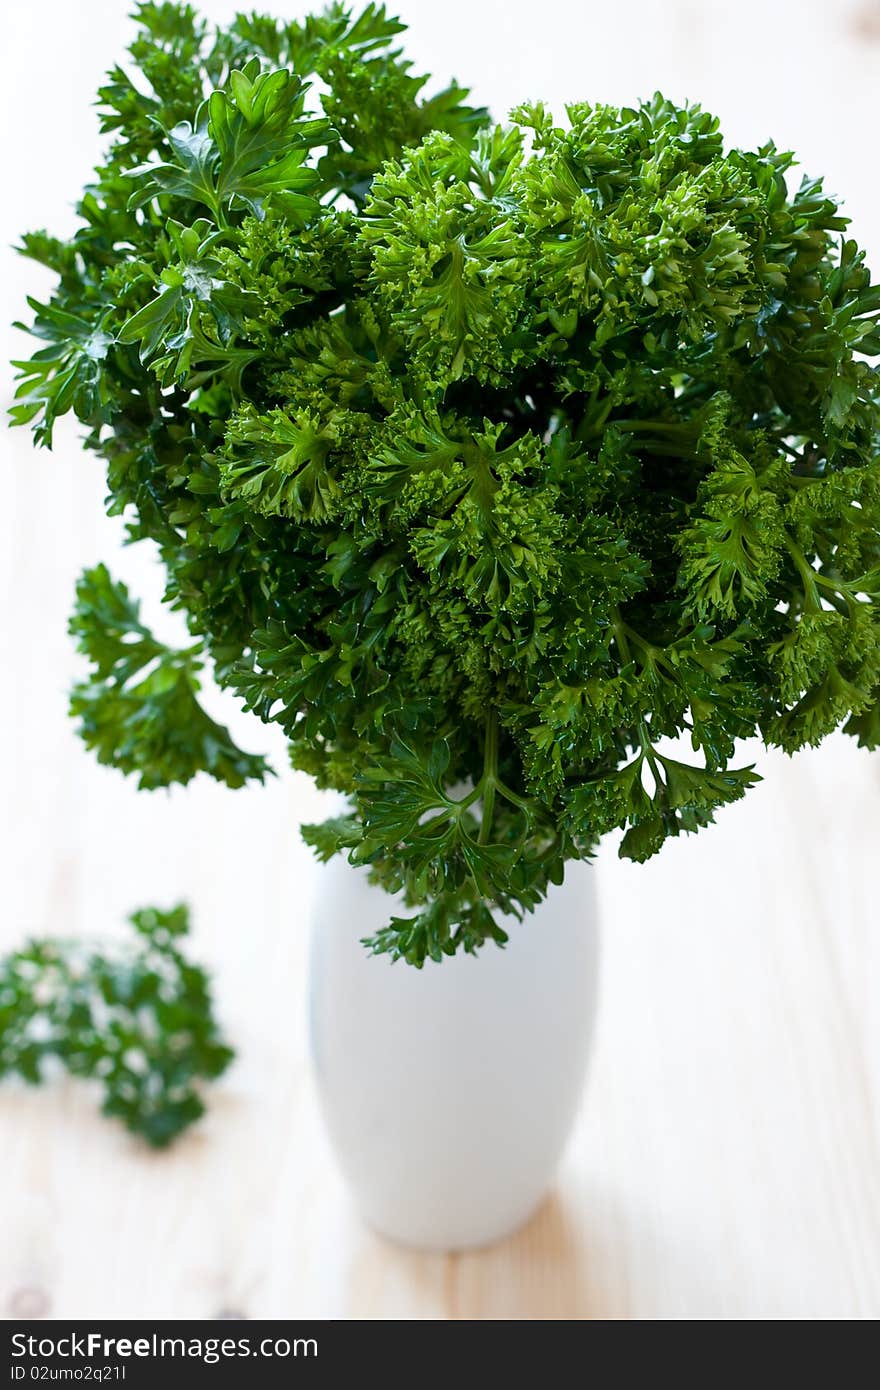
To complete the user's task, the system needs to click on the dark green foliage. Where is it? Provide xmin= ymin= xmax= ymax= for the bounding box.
xmin=11 ymin=4 xmax=880 ymax=964
xmin=69 ymin=564 xmax=271 ymax=789
xmin=0 ymin=905 xmax=234 ymax=1145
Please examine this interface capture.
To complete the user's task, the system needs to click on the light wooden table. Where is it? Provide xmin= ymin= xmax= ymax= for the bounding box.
xmin=2 ymin=0 xmax=880 ymax=1323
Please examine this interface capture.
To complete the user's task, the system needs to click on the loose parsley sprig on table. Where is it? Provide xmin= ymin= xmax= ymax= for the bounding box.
xmin=69 ymin=563 xmax=271 ymax=790
xmin=11 ymin=4 xmax=880 ymax=966
xmin=0 ymin=905 xmax=233 ymax=1145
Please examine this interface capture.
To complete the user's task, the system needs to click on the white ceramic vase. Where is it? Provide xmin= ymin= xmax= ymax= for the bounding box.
xmin=308 ymin=859 xmax=599 ymax=1251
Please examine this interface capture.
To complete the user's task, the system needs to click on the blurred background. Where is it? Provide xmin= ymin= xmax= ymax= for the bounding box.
xmin=2 ymin=0 xmax=878 ymax=1319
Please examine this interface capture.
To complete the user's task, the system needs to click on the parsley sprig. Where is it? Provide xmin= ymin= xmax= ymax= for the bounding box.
xmin=11 ymin=4 xmax=880 ymax=964
xmin=69 ymin=564 xmax=270 ymax=790
xmin=0 ymin=906 xmax=233 ymax=1145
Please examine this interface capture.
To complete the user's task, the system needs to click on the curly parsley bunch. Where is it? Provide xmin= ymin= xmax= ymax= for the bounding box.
xmin=13 ymin=4 xmax=880 ymax=964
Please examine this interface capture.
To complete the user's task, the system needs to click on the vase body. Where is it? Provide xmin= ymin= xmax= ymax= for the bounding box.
xmin=308 ymin=859 xmax=599 ymax=1251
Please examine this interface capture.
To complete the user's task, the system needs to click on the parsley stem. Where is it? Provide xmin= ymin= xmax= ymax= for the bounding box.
xmin=614 ymin=419 xmax=692 ymax=434
xmin=611 ymin=607 xmax=633 ymax=664
xmin=478 ymin=711 xmax=498 ymax=845
xmin=495 ymin=778 xmax=532 ymax=813
xmin=637 ymin=722 xmax=664 ymax=786
xmin=785 ymin=533 xmax=837 ymax=613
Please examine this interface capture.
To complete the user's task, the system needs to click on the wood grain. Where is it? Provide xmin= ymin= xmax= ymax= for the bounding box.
xmin=2 ymin=0 xmax=879 ymax=1322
